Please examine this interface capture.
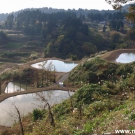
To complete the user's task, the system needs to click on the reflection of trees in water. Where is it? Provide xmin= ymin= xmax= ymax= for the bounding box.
xmin=37 ymin=61 xmax=56 ymax=88
xmin=32 ymin=90 xmax=68 ymax=111
xmin=33 ymin=91 xmax=58 ymax=107
xmin=5 ymin=82 xmax=25 ymax=93
xmin=64 ymin=61 xmax=74 ymax=64
xmin=0 ymin=90 xmax=74 ymax=127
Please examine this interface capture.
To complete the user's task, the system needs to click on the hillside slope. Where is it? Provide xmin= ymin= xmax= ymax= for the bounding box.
xmin=2 ymin=56 xmax=135 ymax=135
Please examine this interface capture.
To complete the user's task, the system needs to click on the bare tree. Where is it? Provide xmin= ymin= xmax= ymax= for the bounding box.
xmin=53 ymin=65 xmax=56 ymax=83
xmin=3 ymin=103 xmax=24 ymax=135
xmin=13 ymin=104 xmax=24 ymax=135
xmin=39 ymin=61 xmax=47 ymax=87
xmin=35 ymin=92 xmax=55 ymax=127
xmin=38 ymin=61 xmax=55 ymax=86
xmin=47 ymin=61 xmax=57 ymax=84
xmin=67 ymin=84 xmax=74 ymax=112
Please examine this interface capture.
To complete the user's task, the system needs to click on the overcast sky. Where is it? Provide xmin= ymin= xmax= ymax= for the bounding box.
xmin=0 ymin=0 xmax=115 ymax=13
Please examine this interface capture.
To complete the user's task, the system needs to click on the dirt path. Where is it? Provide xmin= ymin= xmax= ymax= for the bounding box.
xmin=101 ymin=49 xmax=135 ymax=62
xmin=57 ymin=73 xmax=69 ymax=83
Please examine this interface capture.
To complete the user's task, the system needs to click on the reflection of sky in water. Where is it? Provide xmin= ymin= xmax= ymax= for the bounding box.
xmin=31 ymin=60 xmax=78 ymax=72
xmin=0 ymin=90 xmax=74 ymax=126
xmin=5 ymin=82 xmax=24 ymax=93
xmin=116 ymin=53 xmax=135 ymax=63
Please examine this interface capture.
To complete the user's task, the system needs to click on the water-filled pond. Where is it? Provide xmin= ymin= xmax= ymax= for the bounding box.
xmin=5 ymin=82 xmax=24 ymax=93
xmin=116 ymin=53 xmax=135 ymax=63
xmin=31 ymin=60 xmax=78 ymax=72
xmin=0 ymin=90 xmax=74 ymax=126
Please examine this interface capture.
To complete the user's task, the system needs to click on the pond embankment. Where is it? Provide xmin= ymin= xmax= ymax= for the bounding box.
xmin=0 ymin=85 xmax=76 ymax=103
xmin=101 ymin=49 xmax=135 ymax=62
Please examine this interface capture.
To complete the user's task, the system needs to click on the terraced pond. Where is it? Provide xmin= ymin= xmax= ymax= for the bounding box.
xmin=0 ymin=59 xmax=77 ymax=126
xmin=116 ymin=53 xmax=135 ymax=63
xmin=0 ymin=90 xmax=74 ymax=126
xmin=31 ymin=59 xmax=78 ymax=72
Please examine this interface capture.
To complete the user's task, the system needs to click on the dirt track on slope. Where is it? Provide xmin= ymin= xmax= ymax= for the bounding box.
xmin=101 ymin=49 xmax=135 ymax=62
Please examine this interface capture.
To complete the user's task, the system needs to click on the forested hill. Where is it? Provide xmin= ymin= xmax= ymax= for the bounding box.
xmin=0 ymin=3 xmax=131 ymax=22
xmin=5 ymin=10 xmax=112 ymax=59
xmin=1 ymin=6 xmax=135 ymax=59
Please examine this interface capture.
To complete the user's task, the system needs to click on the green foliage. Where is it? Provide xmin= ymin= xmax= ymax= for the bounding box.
xmin=5 ymin=14 xmax=14 ymax=29
xmin=109 ymin=19 xmax=124 ymax=31
xmin=32 ymin=109 xmax=44 ymax=121
xmin=0 ymin=72 xmax=12 ymax=81
xmin=0 ymin=31 xmax=8 ymax=45
xmin=87 ymin=71 xmax=98 ymax=83
xmin=1 ymin=52 xmax=30 ymax=58
xmin=86 ymin=100 xmax=118 ymax=117
xmin=111 ymin=33 xmax=122 ymax=43
xmin=114 ymin=104 xmax=127 ymax=111
xmin=73 ymin=130 xmax=85 ymax=135
xmin=88 ymin=11 xmax=124 ymax=22
xmin=124 ymin=109 xmax=130 ymax=115
xmin=82 ymin=42 xmax=97 ymax=55
xmin=110 ymin=32 xmax=122 ymax=49
xmin=116 ymin=64 xmax=133 ymax=76
xmin=5 ymin=42 xmax=24 ymax=49
xmin=75 ymin=84 xmax=102 ymax=105
xmin=67 ymin=57 xmax=135 ymax=90
xmin=53 ymin=99 xmax=72 ymax=119
xmin=26 ymin=41 xmax=42 ymax=46
xmin=67 ymin=57 xmax=120 ymax=85
xmin=4 ymin=9 xmax=130 ymax=59
xmin=70 ymin=54 xmax=78 ymax=60
xmin=83 ymin=122 xmax=93 ymax=133
xmin=126 ymin=29 xmax=135 ymax=41
xmin=129 ymin=113 xmax=135 ymax=121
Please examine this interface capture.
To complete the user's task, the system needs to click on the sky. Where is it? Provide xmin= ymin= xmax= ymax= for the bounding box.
xmin=0 ymin=0 xmax=114 ymax=14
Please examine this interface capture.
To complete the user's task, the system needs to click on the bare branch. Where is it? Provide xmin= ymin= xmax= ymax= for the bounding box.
xmin=12 ymin=104 xmax=24 ymax=135
xmin=35 ymin=92 xmax=55 ymax=127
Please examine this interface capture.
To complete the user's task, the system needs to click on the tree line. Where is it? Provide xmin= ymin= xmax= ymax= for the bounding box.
xmin=2 ymin=9 xmax=135 ymax=59
xmin=4 ymin=9 xmax=127 ymax=34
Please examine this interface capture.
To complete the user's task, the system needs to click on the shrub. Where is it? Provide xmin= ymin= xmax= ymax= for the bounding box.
xmin=129 ymin=113 xmax=135 ymax=121
xmin=32 ymin=109 xmax=43 ymax=121
xmin=75 ymin=84 xmax=102 ymax=105
xmin=83 ymin=122 xmax=93 ymax=133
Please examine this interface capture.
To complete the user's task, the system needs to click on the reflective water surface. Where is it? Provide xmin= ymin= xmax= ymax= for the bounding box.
xmin=31 ymin=60 xmax=78 ymax=72
xmin=0 ymin=90 xmax=74 ymax=126
xmin=5 ymin=82 xmax=24 ymax=93
xmin=116 ymin=53 xmax=135 ymax=63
